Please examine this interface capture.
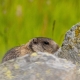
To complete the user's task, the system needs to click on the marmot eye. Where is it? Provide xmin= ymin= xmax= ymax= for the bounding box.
xmin=43 ymin=41 xmax=49 ymax=45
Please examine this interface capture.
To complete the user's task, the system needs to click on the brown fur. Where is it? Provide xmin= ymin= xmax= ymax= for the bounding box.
xmin=2 ymin=37 xmax=59 ymax=62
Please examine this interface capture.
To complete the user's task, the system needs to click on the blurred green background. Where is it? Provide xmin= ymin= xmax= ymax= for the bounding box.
xmin=0 ymin=0 xmax=80 ymax=61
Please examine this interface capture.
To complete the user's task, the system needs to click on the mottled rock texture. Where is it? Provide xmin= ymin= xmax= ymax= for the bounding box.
xmin=56 ymin=22 xmax=80 ymax=80
xmin=0 ymin=52 xmax=76 ymax=80
xmin=57 ymin=23 xmax=80 ymax=65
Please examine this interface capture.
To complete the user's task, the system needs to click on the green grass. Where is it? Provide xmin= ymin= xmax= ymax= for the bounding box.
xmin=0 ymin=0 xmax=80 ymax=61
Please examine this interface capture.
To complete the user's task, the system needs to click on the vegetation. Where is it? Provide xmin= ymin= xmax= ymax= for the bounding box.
xmin=0 ymin=0 xmax=80 ymax=61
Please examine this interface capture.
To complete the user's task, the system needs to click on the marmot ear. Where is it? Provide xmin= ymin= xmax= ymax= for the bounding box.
xmin=32 ymin=38 xmax=38 ymax=44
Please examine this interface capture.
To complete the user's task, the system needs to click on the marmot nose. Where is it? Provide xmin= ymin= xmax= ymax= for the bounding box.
xmin=33 ymin=38 xmax=38 ymax=44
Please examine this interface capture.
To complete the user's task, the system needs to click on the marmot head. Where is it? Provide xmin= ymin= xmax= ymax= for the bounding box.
xmin=28 ymin=37 xmax=59 ymax=54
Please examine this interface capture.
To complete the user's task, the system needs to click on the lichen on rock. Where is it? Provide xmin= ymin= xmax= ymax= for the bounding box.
xmin=0 ymin=52 xmax=76 ymax=80
xmin=57 ymin=23 xmax=80 ymax=65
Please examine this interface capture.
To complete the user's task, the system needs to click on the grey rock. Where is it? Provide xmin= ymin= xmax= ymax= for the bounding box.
xmin=57 ymin=22 xmax=80 ymax=64
xmin=56 ymin=22 xmax=80 ymax=80
xmin=0 ymin=52 xmax=76 ymax=80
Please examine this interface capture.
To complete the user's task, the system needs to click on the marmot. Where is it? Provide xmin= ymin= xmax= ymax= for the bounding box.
xmin=2 ymin=37 xmax=59 ymax=62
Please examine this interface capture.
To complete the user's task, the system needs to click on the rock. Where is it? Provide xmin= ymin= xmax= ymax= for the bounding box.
xmin=56 ymin=22 xmax=80 ymax=80
xmin=0 ymin=52 xmax=76 ymax=80
xmin=57 ymin=22 xmax=80 ymax=64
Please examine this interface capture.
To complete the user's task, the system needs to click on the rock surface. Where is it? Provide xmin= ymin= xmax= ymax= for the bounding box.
xmin=57 ymin=23 xmax=80 ymax=65
xmin=56 ymin=22 xmax=80 ymax=80
xmin=0 ymin=52 xmax=76 ymax=80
